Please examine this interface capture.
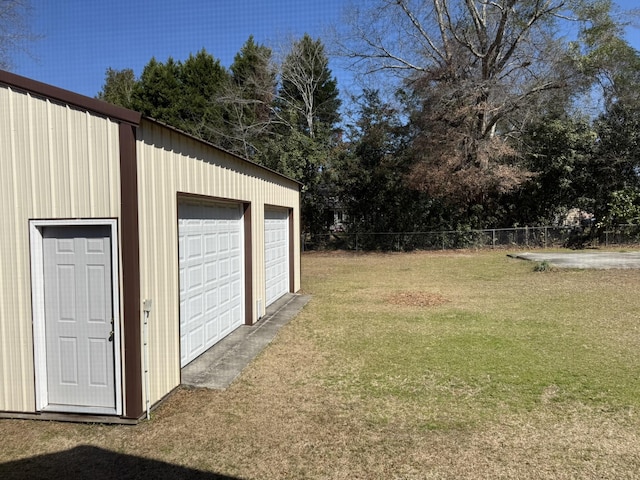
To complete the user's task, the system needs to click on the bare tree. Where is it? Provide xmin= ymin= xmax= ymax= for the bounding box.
xmin=339 ymin=0 xmax=600 ymax=201
xmin=218 ymin=37 xmax=278 ymax=159
xmin=0 ymin=0 xmax=39 ymax=70
xmin=216 ymin=83 xmax=276 ymax=160
xmin=96 ymin=68 xmax=136 ymax=109
xmin=277 ymin=34 xmax=340 ymax=139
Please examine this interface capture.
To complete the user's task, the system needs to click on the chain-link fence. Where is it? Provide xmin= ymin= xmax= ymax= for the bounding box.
xmin=302 ymin=225 xmax=640 ymax=252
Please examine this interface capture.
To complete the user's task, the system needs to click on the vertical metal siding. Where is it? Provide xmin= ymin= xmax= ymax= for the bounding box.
xmin=136 ymin=120 xmax=300 ymax=406
xmin=0 ymin=86 xmax=121 ymax=413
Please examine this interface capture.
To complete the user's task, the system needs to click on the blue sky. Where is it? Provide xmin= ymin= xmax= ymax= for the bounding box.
xmin=10 ymin=0 xmax=640 ymax=101
xmin=13 ymin=0 xmax=352 ymax=97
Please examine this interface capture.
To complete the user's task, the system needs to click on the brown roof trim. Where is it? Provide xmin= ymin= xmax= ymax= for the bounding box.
xmin=0 ymin=69 xmax=141 ymax=126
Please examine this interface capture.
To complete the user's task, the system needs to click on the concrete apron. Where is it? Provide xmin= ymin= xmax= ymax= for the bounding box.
xmin=509 ymin=251 xmax=640 ymax=269
xmin=181 ymin=293 xmax=311 ymax=390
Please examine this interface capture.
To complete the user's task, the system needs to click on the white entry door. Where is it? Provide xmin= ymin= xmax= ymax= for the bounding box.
xmin=42 ymin=225 xmax=116 ymax=411
xmin=178 ymin=203 xmax=244 ymax=367
xmin=264 ymin=209 xmax=289 ymax=307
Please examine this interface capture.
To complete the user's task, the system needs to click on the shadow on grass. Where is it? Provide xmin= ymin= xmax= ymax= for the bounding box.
xmin=0 ymin=445 xmax=240 ymax=479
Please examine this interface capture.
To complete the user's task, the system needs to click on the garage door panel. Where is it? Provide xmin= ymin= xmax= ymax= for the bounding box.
xmin=179 ymin=202 xmax=244 ymax=367
xmin=220 ymin=310 xmax=231 ymax=332
xmin=205 ymin=317 xmax=217 ymax=342
xmin=220 ymin=283 xmax=230 ymax=305
xmin=222 ymin=257 xmax=232 ymax=279
xmin=204 ymin=262 xmax=217 ymax=285
xmin=187 ymin=235 xmax=202 ymax=258
xmin=232 ymin=304 xmax=242 ymax=322
xmin=187 ymin=294 xmax=203 ymax=318
xmin=231 ymin=231 xmax=240 ymax=248
xmin=188 ymin=264 xmax=203 ymax=290
xmin=204 ymin=233 xmax=217 ymax=254
xmin=188 ymin=325 xmax=204 ymax=353
xmin=205 ymin=289 xmax=217 ymax=313
xmin=219 ymin=232 xmax=229 ymax=252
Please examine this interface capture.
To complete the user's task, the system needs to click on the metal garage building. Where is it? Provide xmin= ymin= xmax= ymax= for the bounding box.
xmin=0 ymin=70 xmax=301 ymax=422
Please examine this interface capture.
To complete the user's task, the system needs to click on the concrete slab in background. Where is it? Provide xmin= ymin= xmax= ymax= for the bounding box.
xmin=509 ymin=251 xmax=640 ymax=269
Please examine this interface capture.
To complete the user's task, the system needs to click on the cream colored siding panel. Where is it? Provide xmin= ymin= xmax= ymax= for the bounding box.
xmin=136 ymin=125 xmax=180 ymax=406
xmin=137 ymin=119 xmax=300 ymax=407
xmin=0 ymin=86 xmax=122 ymax=413
xmin=28 ymin=97 xmax=51 ymax=214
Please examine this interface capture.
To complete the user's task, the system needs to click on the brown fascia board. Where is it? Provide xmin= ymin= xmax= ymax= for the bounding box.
xmin=0 ymin=69 xmax=141 ymax=126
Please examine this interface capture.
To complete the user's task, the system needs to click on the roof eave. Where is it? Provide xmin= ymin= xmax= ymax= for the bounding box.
xmin=0 ymin=69 xmax=142 ymax=126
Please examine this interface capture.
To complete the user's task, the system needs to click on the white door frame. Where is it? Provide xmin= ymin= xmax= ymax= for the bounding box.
xmin=30 ymin=219 xmax=122 ymax=415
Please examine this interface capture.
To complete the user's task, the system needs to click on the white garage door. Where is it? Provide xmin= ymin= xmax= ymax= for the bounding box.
xmin=264 ymin=209 xmax=289 ymax=307
xmin=178 ymin=203 xmax=244 ymax=367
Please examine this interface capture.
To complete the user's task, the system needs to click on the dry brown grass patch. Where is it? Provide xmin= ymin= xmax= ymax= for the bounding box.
xmin=386 ymin=290 xmax=449 ymax=307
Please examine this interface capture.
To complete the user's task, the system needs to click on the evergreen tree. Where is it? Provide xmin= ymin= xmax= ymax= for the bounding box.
xmin=505 ymin=115 xmax=598 ymax=226
xmin=337 ymin=90 xmax=407 ymax=231
xmin=129 ymin=51 xmax=231 ymax=147
xmin=179 ymin=49 xmax=230 ymax=147
xmin=131 ymin=57 xmax=182 ymax=128
xmin=592 ymin=101 xmax=640 ymax=222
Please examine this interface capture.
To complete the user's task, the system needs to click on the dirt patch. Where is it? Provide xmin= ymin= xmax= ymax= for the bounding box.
xmin=386 ymin=291 xmax=449 ymax=307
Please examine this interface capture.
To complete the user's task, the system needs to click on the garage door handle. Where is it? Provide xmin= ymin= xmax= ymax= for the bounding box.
xmin=108 ymin=330 xmax=114 ymax=342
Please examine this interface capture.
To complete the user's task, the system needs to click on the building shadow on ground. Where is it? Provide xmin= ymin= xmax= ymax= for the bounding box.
xmin=0 ymin=445 xmax=240 ymax=479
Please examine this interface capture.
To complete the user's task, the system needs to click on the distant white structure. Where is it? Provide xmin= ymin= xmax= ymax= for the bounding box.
xmin=562 ymin=208 xmax=595 ymax=227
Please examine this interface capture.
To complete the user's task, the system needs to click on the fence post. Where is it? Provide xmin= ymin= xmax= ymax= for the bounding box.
xmin=492 ymin=229 xmax=496 ymax=249
xmin=544 ymin=227 xmax=548 ymax=249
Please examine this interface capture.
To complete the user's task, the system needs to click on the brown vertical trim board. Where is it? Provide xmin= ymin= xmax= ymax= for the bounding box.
xmin=243 ymin=203 xmax=253 ymax=325
xmin=119 ymin=123 xmax=143 ymax=419
xmin=289 ymin=208 xmax=295 ymax=293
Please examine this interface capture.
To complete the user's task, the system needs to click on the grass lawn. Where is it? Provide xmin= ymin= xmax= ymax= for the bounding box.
xmin=1 ymin=250 xmax=640 ymax=479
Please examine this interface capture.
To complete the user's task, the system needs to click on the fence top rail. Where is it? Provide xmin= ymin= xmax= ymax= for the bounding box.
xmin=329 ymin=226 xmax=572 ymax=236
